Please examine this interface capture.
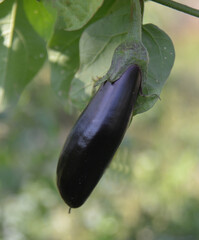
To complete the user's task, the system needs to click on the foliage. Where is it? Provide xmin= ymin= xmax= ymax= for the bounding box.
xmin=0 ymin=0 xmax=47 ymax=109
xmin=0 ymin=0 xmax=175 ymax=115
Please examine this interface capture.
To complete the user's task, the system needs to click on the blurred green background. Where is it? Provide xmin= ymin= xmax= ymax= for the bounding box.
xmin=0 ymin=1 xmax=199 ymax=240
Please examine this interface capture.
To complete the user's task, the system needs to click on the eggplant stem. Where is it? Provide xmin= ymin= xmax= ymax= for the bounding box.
xmin=128 ymin=0 xmax=142 ymax=42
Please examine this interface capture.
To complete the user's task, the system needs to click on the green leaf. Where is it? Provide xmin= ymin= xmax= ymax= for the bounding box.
xmin=0 ymin=0 xmax=47 ymax=111
xmin=69 ymin=8 xmax=132 ymax=109
xmin=69 ymin=9 xmax=175 ymax=114
xmin=48 ymin=0 xmax=116 ymax=110
xmin=134 ymin=24 xmax=175 ymax=115
xmin=106 ymin=0 xmax=131 ymax=13
xmin=23 ymin=0 xmax=57 ymax=41
xmin=48 ymin=30 xmax=81 ymax=104
xmin=45 ymin=0 xmax=104 ymax=31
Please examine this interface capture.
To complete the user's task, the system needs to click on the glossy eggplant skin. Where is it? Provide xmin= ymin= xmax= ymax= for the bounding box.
xmin=57 ymin=65 xmax=141 ymax=208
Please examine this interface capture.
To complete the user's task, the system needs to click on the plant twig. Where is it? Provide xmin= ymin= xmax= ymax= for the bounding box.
xmin=150 ymin=0 xmax=199 ymax=18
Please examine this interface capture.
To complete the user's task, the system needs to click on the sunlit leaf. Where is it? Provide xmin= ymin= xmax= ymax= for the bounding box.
xmin=48 ymin=0 xmax=116 ymax=111
xmin=0 ymin=0 xmax=47 ymax=110
xmin=23 ymin=0 xmax=57 ymax=41
xmin=69 ymin=8 xmax=131 ymax=109
xmin=48 ymin=29 xmax=81 ymax=103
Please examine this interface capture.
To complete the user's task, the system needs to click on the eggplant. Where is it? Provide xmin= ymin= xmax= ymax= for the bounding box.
xmin=57 ymin=65 xmax=141 ymax=208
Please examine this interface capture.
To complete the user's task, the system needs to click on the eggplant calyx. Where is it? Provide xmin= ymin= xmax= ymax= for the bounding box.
xmin=95 ymin=40 xmax=148 ymax=88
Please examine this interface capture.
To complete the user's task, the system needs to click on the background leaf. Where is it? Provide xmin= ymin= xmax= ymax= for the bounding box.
xmin=48 ymin=0 xmax=116 ymax=110
xmin=48 ymin=30 xmax=81 ymax=105
xmin=69 ymin=8 xmax=131 ymax=109
xmin=23 ymin=0 xmax=57 ymax=41
xmin=69 ymin=8 xmax=175 ymax=114
xmin=0 ymin=0 xmax=47 ymax=110
xmin=45 ymin=0 xmax=104 ymax=31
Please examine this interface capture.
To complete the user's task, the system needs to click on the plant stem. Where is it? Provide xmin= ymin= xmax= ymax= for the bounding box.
xmin=151 ymin=0 xmax=199 ymax=18
xmin=128 ymin=0 xmax=142 ymax=42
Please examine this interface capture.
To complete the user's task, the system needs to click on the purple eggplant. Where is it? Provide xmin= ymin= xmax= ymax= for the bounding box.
xmin=57 ymin=65 xmax=141 ymax=208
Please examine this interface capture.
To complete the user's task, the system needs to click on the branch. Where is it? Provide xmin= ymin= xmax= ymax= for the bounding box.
xmin=150 ymin=0 xmax=199 ymax=18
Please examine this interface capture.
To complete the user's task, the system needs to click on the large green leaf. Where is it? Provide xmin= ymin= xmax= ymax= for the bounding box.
xmin=69 ymin=8 xmax=131 ymax=109
xmin=23 ymin=0 xmax=56 ymax=41
xmin=0 ymin=0 xmax=47 ymax=110
xmin=48 ymin=30 xmax=81 ymax=104
xmin=48 ymin=0 xmax=116 ymax=110
xmin=45 ymin=0 xmax=104 ymax=31
xmin=69 ymin=8 xmax=175 ymax=114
